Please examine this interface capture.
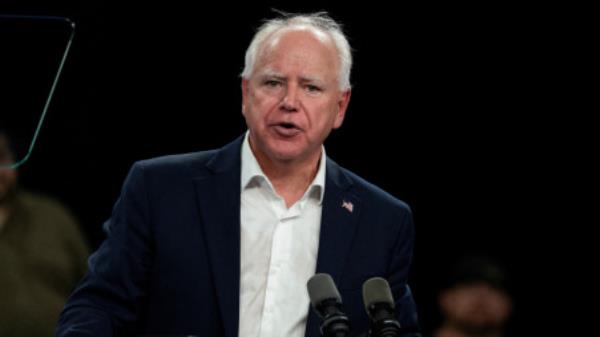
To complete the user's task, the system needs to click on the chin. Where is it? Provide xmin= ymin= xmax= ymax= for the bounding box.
xmin=271 ymin=150 xmax=304 ymax=162
xmin=265 ymin=142 xmax=306 ymax=160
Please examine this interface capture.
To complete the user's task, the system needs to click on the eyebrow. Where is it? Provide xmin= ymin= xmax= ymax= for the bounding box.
xmin=259 ymin=70 xmax=284 ymax=80
xmin=299 ymin=76 xmax=325 ymax=86
xmin=259 ymin=71 xmax=326 ymax=86
xmin=260 ymin=73 xmax=286 ymax=81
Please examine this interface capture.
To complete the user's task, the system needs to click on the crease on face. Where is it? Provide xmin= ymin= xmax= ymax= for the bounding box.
xmin=258 ymin=68 xmax=328 ymax=90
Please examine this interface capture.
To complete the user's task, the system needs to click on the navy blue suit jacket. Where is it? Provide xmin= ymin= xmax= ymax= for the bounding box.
xmin=57 ymin=135 xmax=420 ymax=337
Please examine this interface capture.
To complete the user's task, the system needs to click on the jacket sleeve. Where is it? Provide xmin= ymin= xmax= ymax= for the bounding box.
xmin=386 ymin=206 xmax=421 ymax=337
xmin=56 ymin=162 xmax=153 ymax=337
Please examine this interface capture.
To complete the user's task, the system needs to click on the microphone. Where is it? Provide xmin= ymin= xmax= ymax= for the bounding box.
xmin=307 ymin=273 xmax=351 ymax=337
xmin=362 ymin=277 xmax=401 ymax=337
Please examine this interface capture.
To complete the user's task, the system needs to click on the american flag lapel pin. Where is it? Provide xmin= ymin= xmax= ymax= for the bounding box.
xmin=342 ymin=200 xmax=354 ymax=213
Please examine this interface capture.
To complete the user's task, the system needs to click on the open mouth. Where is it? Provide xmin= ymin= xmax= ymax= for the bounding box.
xmin=279 ymin=122 xmax=297 ymax=129
xmin=272 ymin=122 xmax=301 ymax=136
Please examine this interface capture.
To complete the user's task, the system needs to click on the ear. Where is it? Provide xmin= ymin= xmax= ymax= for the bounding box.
xmin=241 ymin=78 xmax=249 ymax=116
xmin=333 ymin=89 xmax=351 ymax=129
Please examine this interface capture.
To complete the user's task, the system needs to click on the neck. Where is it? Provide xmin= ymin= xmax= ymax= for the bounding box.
xmin=250 ymin=143 xmax=321 ymax=208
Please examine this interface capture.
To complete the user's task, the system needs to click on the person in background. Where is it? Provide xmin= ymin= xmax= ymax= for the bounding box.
xmin=434 ymin=256 xmax=513 ymax=337
xmin=0 ymin=128 xmax=89 ymax=337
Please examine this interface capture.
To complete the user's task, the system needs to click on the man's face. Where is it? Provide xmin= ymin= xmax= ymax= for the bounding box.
xmin=241 ymin=28 xmax=351 ymax=165
xmin=0 ymin=134 xmax=18 ymax=203
xmin=440 ymin=282 xmax=512 ymax=334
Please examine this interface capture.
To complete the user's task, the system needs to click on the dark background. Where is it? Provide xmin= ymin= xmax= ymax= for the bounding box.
xmin=2 ymin=0 xmax=575 ymax=335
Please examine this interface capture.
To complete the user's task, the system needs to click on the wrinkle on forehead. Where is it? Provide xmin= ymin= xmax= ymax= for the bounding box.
xmin=253 ymin=27 xmax=339 ymax=82
xmin=259 ymin=27 xmax=337 ymax=61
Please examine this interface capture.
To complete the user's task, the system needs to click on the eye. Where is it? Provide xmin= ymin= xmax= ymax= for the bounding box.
xmin=305 ymin=84 xmax=322 ymax=93
xmin=264 ymin=80 xmax=282 ymax=88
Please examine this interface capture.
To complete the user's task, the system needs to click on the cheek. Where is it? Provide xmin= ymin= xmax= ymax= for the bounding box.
xmin=248 ymin=91 xmax=279 ymax=114
xmin=313 ymin=103 xmax=341 ymax=128
xmin=244 ymin=97 xmax=275 ymax=131
xmin=487 ymin=296 xmax=512 ymax=319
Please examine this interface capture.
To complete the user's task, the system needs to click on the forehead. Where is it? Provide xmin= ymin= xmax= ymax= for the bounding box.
xmin=254 ymin=27 xmax=339 ymax=78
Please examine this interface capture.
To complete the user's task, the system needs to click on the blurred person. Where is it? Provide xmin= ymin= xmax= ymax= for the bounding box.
xmin=434 ymin=256 xmax=513 ymax=337
xmin=0 ymin=128 xmax=89 ymax=337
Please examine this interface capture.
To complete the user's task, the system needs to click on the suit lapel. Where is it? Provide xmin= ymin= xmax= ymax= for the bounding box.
xmin=192 ymin=139 xmax=361 ymax=337
xmin=192 ymin=137 xmax=243 ymax=337
xmin=306 ymin=159 xmax=361 ymax=337
xmin=315 ymin=173 xmax=361 ymax=282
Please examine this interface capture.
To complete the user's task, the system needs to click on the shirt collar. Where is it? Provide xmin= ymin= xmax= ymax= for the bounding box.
xmin=241 ymin=131 xmax=326 ymax=205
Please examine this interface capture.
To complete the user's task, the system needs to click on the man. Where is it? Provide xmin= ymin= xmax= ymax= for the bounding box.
xmin=57 ymin=12 xmax=420 ymax=337
xmin=0 ymin=129 xmax=89 ymax=337
xmin=434 ymin=257 xmax=513 ymax=337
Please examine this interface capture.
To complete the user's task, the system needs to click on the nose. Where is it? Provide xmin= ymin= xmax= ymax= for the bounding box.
xmin=280 ymin=84 xmax=299 ymax=112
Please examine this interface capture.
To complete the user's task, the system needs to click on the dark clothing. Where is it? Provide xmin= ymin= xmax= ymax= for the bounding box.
xmin=0 ymin=191 xmax=89 ymax=337
xmin=57 ymin=135 xmax=420 ymax=337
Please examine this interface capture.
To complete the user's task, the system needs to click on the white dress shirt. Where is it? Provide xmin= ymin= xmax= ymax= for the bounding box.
xmin=238 ymin=132 xmax=325 ymax=337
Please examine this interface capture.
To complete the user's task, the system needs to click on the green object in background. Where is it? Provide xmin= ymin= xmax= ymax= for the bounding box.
xmin=0 ymin=16 xmax=75 ymax=169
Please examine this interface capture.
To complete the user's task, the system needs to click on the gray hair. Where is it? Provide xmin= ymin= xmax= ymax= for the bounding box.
xmin=241 ymin=12 xmax=352 ymax=91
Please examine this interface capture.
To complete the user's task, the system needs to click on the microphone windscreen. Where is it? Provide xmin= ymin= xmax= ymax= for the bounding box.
xmin=307 ymin=273 xmax=342 ymax=308
xmin=362 ymin=277 xmax=395 ymax=312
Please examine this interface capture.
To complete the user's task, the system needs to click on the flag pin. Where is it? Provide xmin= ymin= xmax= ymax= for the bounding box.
xmin=342 ymin=200 xmax=354 ymax=213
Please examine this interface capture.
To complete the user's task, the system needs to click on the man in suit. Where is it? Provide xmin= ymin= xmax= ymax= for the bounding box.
xmin=56 ymin=12 xmax=420 ymax=337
